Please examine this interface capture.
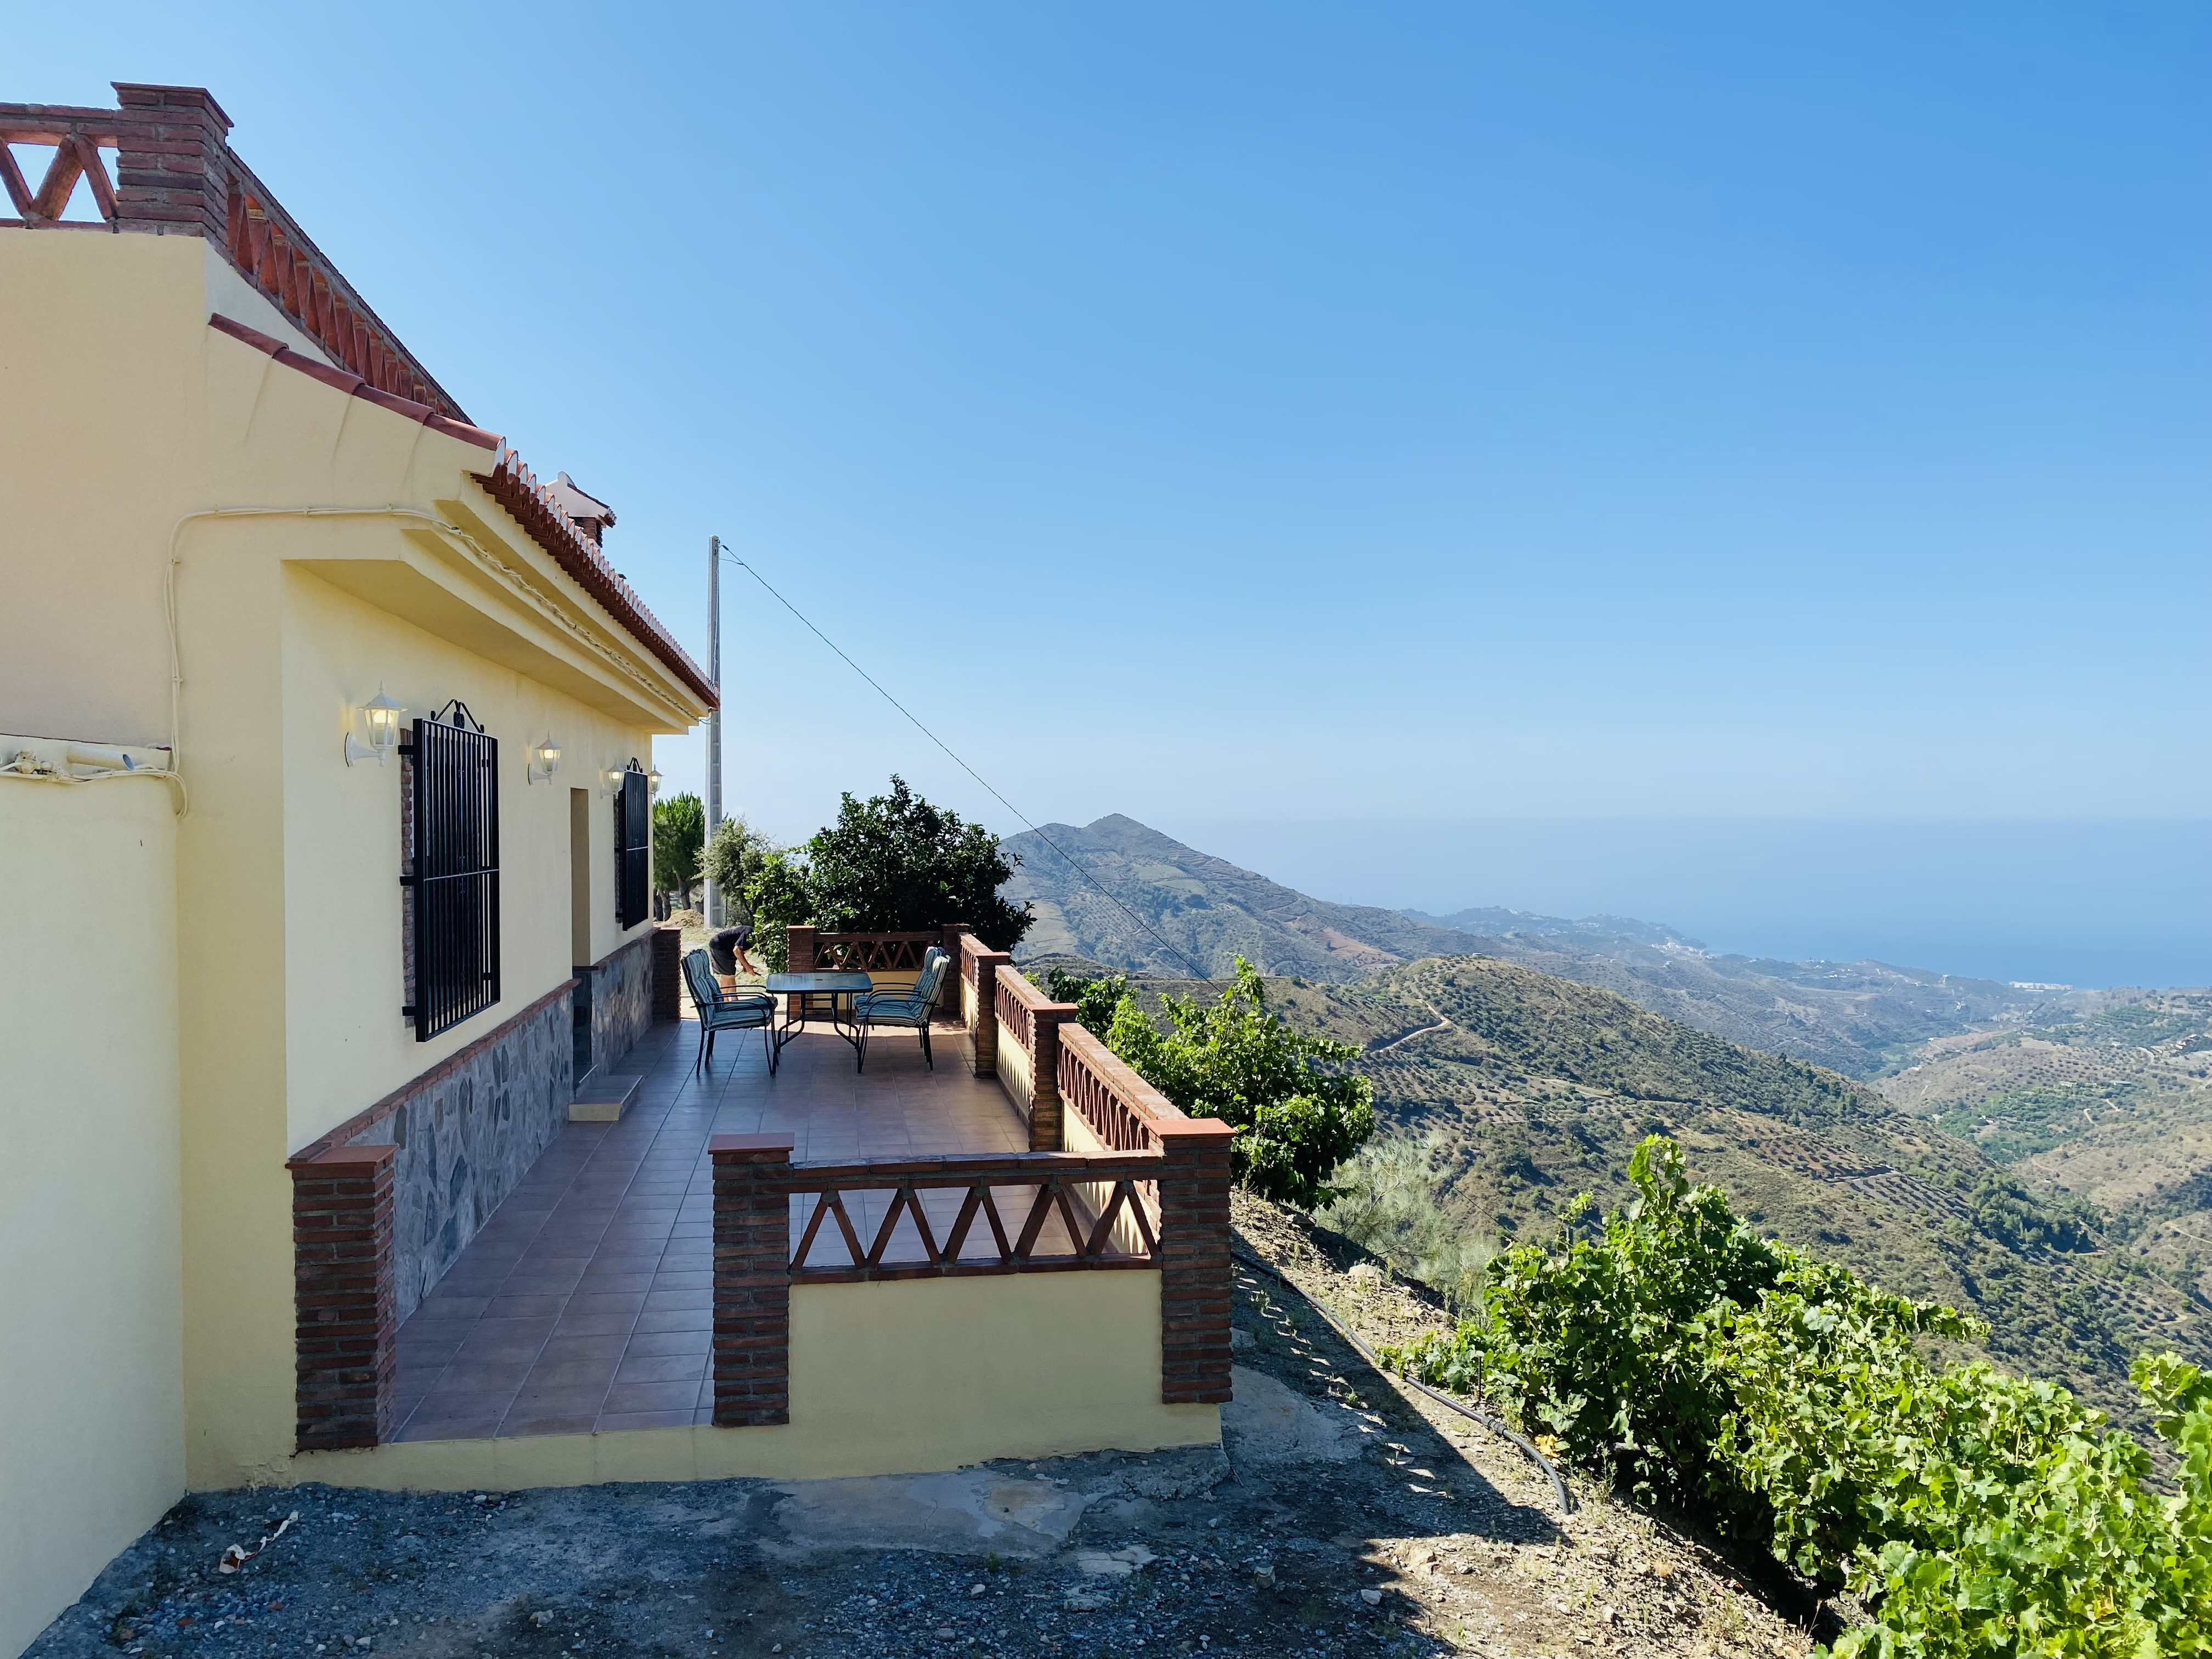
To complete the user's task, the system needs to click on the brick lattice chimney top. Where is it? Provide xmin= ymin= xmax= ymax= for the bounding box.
xmin=548 ymin=473 xmax=617 ymax=548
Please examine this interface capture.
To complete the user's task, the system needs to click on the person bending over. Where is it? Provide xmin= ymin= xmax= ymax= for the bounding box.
xmin=708 ymin=895 xmax=761 ymax=988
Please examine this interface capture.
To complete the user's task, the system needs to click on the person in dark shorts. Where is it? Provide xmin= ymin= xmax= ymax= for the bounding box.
xmin=708 ymin=893 xmax=760 ymax=982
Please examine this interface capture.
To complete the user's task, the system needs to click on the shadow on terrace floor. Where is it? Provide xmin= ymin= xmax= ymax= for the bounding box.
xmin=390 ymin=1007 xmax=1029 ymax=1442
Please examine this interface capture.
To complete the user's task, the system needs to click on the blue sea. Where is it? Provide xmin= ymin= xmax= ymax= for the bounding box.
xmin=1177 ymin=819 xmax=2212 ymax=990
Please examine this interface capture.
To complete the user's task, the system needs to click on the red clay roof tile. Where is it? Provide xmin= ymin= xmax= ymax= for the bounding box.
xmin=206 ymin=312 xmax=715 ymax=712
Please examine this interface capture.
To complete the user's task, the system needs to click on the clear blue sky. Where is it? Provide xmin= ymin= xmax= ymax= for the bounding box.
xmin=20 ymin=4 xmax=2209 ymax=981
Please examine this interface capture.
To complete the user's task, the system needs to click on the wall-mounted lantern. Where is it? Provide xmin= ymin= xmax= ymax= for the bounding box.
xmin=647 ymin=764 xmax=663 ymax=795
xmin=344 ymin=684 xmax=403 ymax=766
xmin=526 ymin=735 xmax=562 ymax=785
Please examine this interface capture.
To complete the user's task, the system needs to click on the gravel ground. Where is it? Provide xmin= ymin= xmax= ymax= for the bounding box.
xmin=31 ymin=1200 xmax=1831 ymax=1659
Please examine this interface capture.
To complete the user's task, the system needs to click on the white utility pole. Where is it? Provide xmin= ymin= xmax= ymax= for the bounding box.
xmin=704 ymin=533 xmax=724 ymax=926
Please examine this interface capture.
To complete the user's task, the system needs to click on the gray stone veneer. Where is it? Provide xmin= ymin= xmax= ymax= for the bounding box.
xmin=578 ymin=928 xmax=654 ymax=1080
xmin=343 ymin=987 xmax=573 ymax=1327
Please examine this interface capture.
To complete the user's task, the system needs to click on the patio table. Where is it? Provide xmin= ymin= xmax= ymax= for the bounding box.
xmin=764 ymin=970 xmax=876 ymax=1070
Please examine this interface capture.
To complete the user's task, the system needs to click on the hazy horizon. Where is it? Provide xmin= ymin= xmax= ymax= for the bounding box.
xmin=1108 ymin=814 xmax=2212 ymax=992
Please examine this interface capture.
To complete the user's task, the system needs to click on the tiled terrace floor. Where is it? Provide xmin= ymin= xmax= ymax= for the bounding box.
xmin=390 ymin=1009 xmax=1029 ymax=1441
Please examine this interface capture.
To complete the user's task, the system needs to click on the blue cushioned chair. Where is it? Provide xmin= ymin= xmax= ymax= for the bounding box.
xmin=682 ymin=947 xmax=775 ymax=1075
xmin=853 ymin=945 xmax=952 ymax=1073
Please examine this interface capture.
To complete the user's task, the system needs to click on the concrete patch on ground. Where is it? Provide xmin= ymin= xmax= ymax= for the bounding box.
xmin=1073 ymin=1543 xmax=1155 ymax=1577
xmin=766 ymin=1470 xmax=1091 ymax=1559
xmin=1221 ymin=1364 xmax=1366 ymax=1465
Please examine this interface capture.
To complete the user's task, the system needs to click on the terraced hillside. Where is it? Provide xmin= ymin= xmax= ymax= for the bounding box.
xmin=1882 ymin=990 xmax=2212 ymax=1308
xmin=1098 ymin=955 xmax=2210 ymax=1430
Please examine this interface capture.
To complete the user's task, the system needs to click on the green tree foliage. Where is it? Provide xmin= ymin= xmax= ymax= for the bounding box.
xmin=803 ymin=776 xmax=1031 ymax=951
xmin=712 ymin=782 xmax=1029 ymax=972
xmin=651 ymin=793 xmax=706 ymax=906
xmin=1045 ymin=967 xmax=1128 ymax=1037
xmin=702 ymin=812 xmax=777 ymax=900
xmin=1090 ymin=959 xmax=1375 ymax=1208
xmin=1378 ymin=1137 xmax=2212 ymax=1657
xmin=742 ymin=849 xmax=814 ymax=974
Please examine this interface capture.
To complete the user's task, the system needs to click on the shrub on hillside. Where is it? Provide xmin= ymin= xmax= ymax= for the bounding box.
xmin=1379 ymin=1136 xmax=2212 ymax=1657
xmin=1317 ymin=1135 xmax=1494 ymax=1312
xmin=1074 ymin=958 xmax=1375 ymax=1207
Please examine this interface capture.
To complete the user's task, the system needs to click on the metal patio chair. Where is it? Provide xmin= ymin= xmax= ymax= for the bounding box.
xmin=682 ymin=947 xmax=775 ymax=1074
xmin=852 ymin=945 xmax=953 ymax=1073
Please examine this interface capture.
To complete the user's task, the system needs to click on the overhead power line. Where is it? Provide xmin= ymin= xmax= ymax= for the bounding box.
xmin=717 ymin=547 xmax=1214 ymax=983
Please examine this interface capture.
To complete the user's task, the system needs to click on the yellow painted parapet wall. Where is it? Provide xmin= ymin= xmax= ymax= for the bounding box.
xmin=287 ymin=1270 xmax=1217 ymax=1491
xmin=0 ymin=757 xmax=185 ymax=1658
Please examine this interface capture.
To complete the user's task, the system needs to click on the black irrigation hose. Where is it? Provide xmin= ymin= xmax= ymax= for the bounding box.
xmin=1230 ymin=1246 xmax=1575 ymax=1520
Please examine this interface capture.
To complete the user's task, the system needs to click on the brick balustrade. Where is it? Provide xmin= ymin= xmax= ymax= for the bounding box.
xmin=993 ymin=966 xmax=1079 ymax=1153
xmin=960 ymin=932 xmax=1012 ymax=1081
xmin=0 ymin=84 xmax=469 ymax=420
xmin=281 ymin=928 xmax=1241 ymax=1448
xmin=287 ymin=1143 xmax=398 ymax=1450
xmin=711 ymin=1134 xmax=795 ymax=1427
xmin=1155 ymin=1120 xmax=1237 ymax=1404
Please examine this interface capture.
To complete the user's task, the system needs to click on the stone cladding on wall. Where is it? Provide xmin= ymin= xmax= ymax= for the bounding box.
xmin=337 ymin=984 xmax=574 ymax=1328
xmin=584 ymin=928 xmax=654 ymax=1077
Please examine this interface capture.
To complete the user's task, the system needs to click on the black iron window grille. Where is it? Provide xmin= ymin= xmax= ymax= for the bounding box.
xmin=615 ymin=759 xmax=650 ymax=930
xmin=401 ymin=701 xmax=500 ymax=1040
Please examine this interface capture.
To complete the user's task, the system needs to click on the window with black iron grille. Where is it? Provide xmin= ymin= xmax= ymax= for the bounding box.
xmin=402 ymin=702 xmax=500 ymax=1040
xmin=614 ymin=760 xmax=650 ymax=929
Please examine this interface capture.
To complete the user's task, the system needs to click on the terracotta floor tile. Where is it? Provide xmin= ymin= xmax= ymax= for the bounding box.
xmin=549 ymin=1308 xmax=635 ymax=1338
xmin=386 ymin=1009 xmax=1032 ymax=1437
xmin=613 ymin=1350 xmax=707 ymax=1385
xmin=565 ymin=1290 xmax=647 ymax=1318
xmin=499 ymin=1411 xmax=601 ymax=1438
xmin=573 ymin=1272 xmax=657 ymax=1296
xmin=521 ymin=1355 xmax=622 ymax=1392
xmin=536 ymin=1331 xmax=630 ymax=1364
xmin=596 ymin=1409 xmax=696 ymax=1432
xmin=482 ymin=1294 xmax=567 ymax=1321
xmin=603 ymin=1378 xmax=703 ymax=1414
xmin=631 ymin=1305 xmax=713 ymax=1334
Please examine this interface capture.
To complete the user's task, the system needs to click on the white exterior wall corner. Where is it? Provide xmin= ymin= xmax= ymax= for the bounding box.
xmin=0 ymin=224 xmax=704 ymax=1532
xmin=0 ymin=777 xmax=185 ymax=1659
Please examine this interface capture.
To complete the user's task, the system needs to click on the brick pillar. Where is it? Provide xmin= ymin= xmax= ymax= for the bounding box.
xmin=937 ymin=922 xmax=968 ymax=1021
xmin=1028 ymin=1002 xmax=1080 ymax=1152
xmin=966 ymin=946 xmax=1011 ymax=1079
xmin=786 ymin=924 xmax=817 ymax=974
xmin=112 ymin=83 xmax=233 ymax=238
xmin=651 ymin=923 xmax=682 ymax=1021
xmin=712 ymin=1133 xmax=794 ymax=1427
xmin=288 ymin=1143 xmax=398 ymax=1450
xmin=1156 ymin=1120 xmax=1237 ymax=1404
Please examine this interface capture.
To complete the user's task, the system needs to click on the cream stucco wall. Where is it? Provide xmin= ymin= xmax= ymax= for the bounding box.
xmin=0 ymin=771 xmax=185 ymax=1658
xmin=1 ymin=227 xmax=709 ymax=1516
xmin=278 ymin=563 xmax=657 ymax=1148
xmin=287 ymin=1269 xmax=1217 ymax=1491
xmin=0 ymin=232 xmax=205 ymax=747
